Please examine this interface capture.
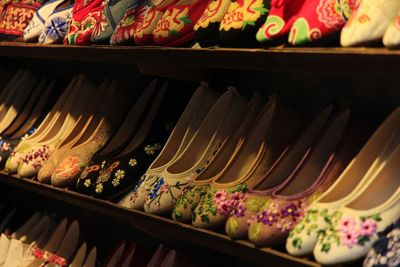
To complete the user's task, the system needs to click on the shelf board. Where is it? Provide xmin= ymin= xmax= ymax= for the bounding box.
xmin=1 ymin=41 xmax=400 ymax=73
xmin=0 ymin=171 xmax=320 ymax=267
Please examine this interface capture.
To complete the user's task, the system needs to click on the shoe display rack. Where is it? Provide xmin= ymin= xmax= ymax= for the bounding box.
xmin=0 ymin=41 xmax=398 ymax=267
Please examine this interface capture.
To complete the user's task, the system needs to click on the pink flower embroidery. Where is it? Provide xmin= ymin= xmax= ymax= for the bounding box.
xmin=160 ymin=184 xmax=171 ymax=193
xmin=360 ymin=219 xmax=377 ymax=237
xmin=337 ymin=217 xmax=356 ymax=232
xmin=340 ymin=230 xmax=360 ymax=248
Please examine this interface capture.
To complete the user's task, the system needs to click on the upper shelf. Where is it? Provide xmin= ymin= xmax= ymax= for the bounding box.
xmin=1 ymin=41 xmax=400 ymax=73
xmin=0 ymin=171 xmax=321 ymax=267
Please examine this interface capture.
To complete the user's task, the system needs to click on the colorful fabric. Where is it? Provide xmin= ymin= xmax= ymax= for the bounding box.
xmin=110 ymin=1 xmax=149 ymax=45
xmin=65 ymin=0 xmax=107 ymax=45
xmin=38 ymin=5 xmax=72 ymax=44
xmin=288 ymin=0 xmax=359 ymax=46
xmin=153 ymin=0 xmax=209 ymax=46
xmin=256 ymin=0 xmax=305 ymax=45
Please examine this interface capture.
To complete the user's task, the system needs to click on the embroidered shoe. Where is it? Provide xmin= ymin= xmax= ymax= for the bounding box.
xmin=76 ymin=79 xmax=158 ymax=194
xmin=288 ymin=0 xmax=359 ymax=46
xmin=88 ymin=82 xmax=191 ymax=198
xmin=225 ymin=104 xmax=334 ymax=240
xmin=219 ymin=0 xmax=270 ymax=47
xmin=91 ymin=0 xmax=140 ymax=43
xmin=194 ymin=0 xmax=231 ymax=47
xmin=65 ymin=0 xmax=107 ymax=45
xmin=23 ymin=0 xmax=71 ymax=42
xmin=341 ymin=0 xmax=400 ymax=47
xmin=152 ymin=0 xmax=209 ymax=46
xmin=144 ymin=88 xmax=248 ymax=215
xmin=110 ymin=1 xmax=148 ymax=45
xmin=286 ymin=106 xmax=400 ymax=257
xmin=363 ymin=218 xmax=400 ymax=267
xmin=38 ymin=3 xmax=73 ymax=44
xmin=247 ymin=109 xmax=368 ymax=247
xmin=313 ymin=144 xmax=400 ymax=265
xmin=172 ymin=96 xmax=264 ymax=223
xmin=256 ymin=0 xmax=305 ymax=46
xmin=119 ymin=82 xmax=219 ymax=210
xmin=192 ymin=100 xmax=301 ymax=229
xmin=383 ymin=11 xmax=400 ymax=49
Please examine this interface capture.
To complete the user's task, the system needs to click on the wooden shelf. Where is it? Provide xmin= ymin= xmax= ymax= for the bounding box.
xmin=1 ymin=41 xmax=400 ymax=73
xmin=0 ymin=171 xmax=320 ymax=267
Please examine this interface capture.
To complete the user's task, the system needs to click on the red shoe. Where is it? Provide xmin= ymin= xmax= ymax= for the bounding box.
xmin=256 ymin=0 xmax=306 ymax=46
xmin=152 ymin=0 xmax=209 ymax=46
xmin=288 ymin=0 xmax=359 ymax=46
xmin=65 ymin=0 xmax=106 ymax=45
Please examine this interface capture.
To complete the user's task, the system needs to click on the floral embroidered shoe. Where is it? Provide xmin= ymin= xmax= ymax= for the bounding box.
xmin=219 ymin=0 xmax=270 ymax=47
xmin=288 ymin=0 xmax=359 ymax=46
xmin=153 ymin=0 xmax=209 ymax=46
xmin=76 ymin=79 xmax=159 ymax=194
xmin=14 ymin=77 xmax=98 ymax=178
xmin=65 ymin=0 xmax=108 ymax=45
xmin=193 ymin=0 xmax=231 ymax=47
xmin=50 ymin=80 xmax=133 ymax=188
xmin=0 ymin=0 xmax=43 ymax=41
xmin=313 ymin=144 xmax=400 ymax=265
xmin=383 ymin=11 xmax=400 ymax=49
xmin=91 ymin=0 xmax=141 ymax=43
xmin=286 ymin=107 xmax=400 ymax=257
xmin=225 ymin=104 xmax=334 ymax=240
xmin=192 ymin=100 xmax=301 ymax=229
xmin=172 ymin=96 xmax=264 ymax=223
xmin=133 ymin=0 xmax=179 ymax=46
xmin=4 ymin=76 xmax=90 ymax=175
xmin=110 ymin=1 xmax=148 ymax=45
xmin=23 ymin=0 xmax=71 ymax=42
xmin=256 ymin=0 xmax=305 ymax=46
xmin=38 ymin=3 xmax=73 ymax=44
xmin=341 ymin=0 xmax=400 ymax=47
xmin=3 ymin=76 xmax=77 ymax=171
xmin=119 ymin=82 xmax=219 ymax=210
xmin=363 ymin=218 xmax=400 ymax=267
xmin=144 ymin=88 xmax=249 ymax=215
xmin=89 ymin=82 xmax=192 ymax=198
xmin=248 ymin=109 xmax=368 ymax=247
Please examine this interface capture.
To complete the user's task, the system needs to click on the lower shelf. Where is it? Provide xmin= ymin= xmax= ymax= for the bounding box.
xmin=0 ymin=171 xmax=320 ymax=267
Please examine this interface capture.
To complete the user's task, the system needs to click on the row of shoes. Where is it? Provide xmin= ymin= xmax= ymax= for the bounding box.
xmin=0 ymin=204 xmax=194 ymax=267
xmin=2 ymin=0 xmax=399 ymax=48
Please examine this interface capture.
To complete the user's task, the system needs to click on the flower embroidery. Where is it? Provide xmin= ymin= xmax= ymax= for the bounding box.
xmin=144 ymin=143 xmax=162 ymax=155
xmin=316 ymin=0 xmax=359 ymax=29
xmin=95 ymin=183 xmax=103 ymax=193
xmin=42 ymin=15 xmax=70 ymax=43
xmin=220 ymin=0 xmax=268 ymax=31
xmin=54 ymin=156 xmax=81 ymax=179
xmin=101 ymin=161 xmax=106 ymax=169
xmin=84 ymin=179 xmax=91 ymax=187
xmin=115 ymin=169 xmax=125 ymax=179
xmin=112 ymin=178 xmax=120 ymax=187
xmin=21 ymin=145 xmax=52 ymax=169
xmin=319 ymin=214 xmax=381 ymax=253
xmin=153 ymin=7 xmax=190 ymax=39
xmin=92 ymin=10 xmax=108 ymax=37
xmin=194 ymin=0 xmax=230 ymax=30
xmin=129 ymin=159 xmax=137 ymax=167
xmin=0 ymin=141 xmax=11 ymax=151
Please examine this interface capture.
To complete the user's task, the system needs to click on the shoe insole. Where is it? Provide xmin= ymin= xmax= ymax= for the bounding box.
xmin=83 ymin=247 xmax=96 ymax=267
xmin=167 ymin=90 xmax=234 ymax=174
xmin=70 ymin=242 xmax=87 ymax=267
xmin=319 ymin=116 xmax=400 ymax=203
xmin=278 ymin=110 xmax=349 ymax=196
xmin=346 ymin=144 xmax=400 ymax=210
xmin=104 ymin=242 xmax=126 ymax=267
xmin=253 ymin=105 xmax=333 ymax=191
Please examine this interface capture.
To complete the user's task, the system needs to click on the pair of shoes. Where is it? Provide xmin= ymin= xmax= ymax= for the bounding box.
xmin=286 ymin=107 xmax=400 ymax=265
xmin=76 ymin=79 xmax=193 ymax=198
xmin=341 ymin=0 xmax=400 ymax=48
xmin=23 ymin=0 xmax=74 ymax=44
xmin=256 ymin=0 xmax=359 ymax=47
xmin=118 ymin=81 xmax=220 ymax=209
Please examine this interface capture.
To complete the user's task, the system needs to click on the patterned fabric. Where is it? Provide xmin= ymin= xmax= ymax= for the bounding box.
xmin=38 ymin=6 xmax=72 ymax=44
xmin=288 ymin=0 xmax=359 ymax=46
xmin=110 ymin=1 xmax=149 ymax=45
xmin=0 ymin=2 xmax=40 ymax=38
xmin=33 ymin=247 xmax=68 ymax=266
xmin=65 ymin=0 xmax=107 ymax=45
xmin=153 ymin=0 xmax=209 ymax=46
xmin=364 ymin=219 xmax=400 ymax=267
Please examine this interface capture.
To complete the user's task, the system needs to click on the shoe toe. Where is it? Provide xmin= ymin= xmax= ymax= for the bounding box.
xmin=248 ymin=221 xmax=289 ymax=247
xmin=225 ymin=214 xmax=253 ymax=240
xmin=17 ymin=162 xmax=39 ymax=178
